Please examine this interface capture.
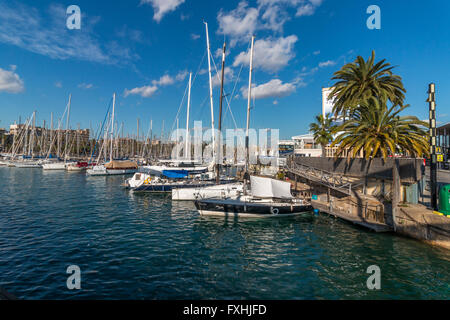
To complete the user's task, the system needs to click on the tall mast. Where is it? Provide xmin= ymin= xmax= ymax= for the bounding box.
xmin=244 ymin=35 xmax=255 ymax=194
xmin=150 ymin=119 xmax=153 ymax=159
xmin=216 ymin=42 xmax=226 ymax=184
xmin=185 ymin=72 xmax=192 ymax=160
xmin=30 ymin=110 xmax=36 ymax=157
xmin=110 ymin=93 xmax=116 ymax=162
xmin=64 ymin=94 xmax=71 ymax=161
xmin=50 ymin=112 xmax=53 ymax=155
xmin=204 ymin=22 xmax=216 ymax=159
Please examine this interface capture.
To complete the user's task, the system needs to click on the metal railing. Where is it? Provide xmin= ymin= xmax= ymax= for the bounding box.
xmin=285 ymin=158 xmax=365 ymax=195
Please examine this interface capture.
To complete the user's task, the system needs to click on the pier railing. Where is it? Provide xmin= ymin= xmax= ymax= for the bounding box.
xmin=286 ymin=159 xmax=365 ymax=195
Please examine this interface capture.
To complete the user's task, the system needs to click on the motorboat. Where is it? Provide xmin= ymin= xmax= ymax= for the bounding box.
xmin=42 ymin=161 xmax=69 ymax=170
xmin=141 ymin=159 xmax=209 ymax=176
xmin=124 ymin=171 xmax=233 ymax=193
xmin=172 ymin=182 xmax=244 ymax=201
xmin=87 ymin=160 xmax=138 ymax=176
xmin=13 ymin=160 xmax=42 ymax=168
xmin=66 ymin=162 xmax=89 ymax=172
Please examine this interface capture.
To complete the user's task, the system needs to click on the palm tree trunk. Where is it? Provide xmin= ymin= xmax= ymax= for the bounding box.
xmin=364 ymin=157 xmax=373 ymax=195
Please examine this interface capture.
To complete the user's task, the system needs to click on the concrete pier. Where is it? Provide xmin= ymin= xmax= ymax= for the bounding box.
xmin=395 ymin=204 xmax=450 ymax=249
xmin=286 ymin=156 xmax=450 ymax=249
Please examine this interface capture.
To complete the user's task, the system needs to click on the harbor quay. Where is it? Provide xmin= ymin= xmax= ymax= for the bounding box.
xmin=282 ymin=156 xmax=450 ymax=249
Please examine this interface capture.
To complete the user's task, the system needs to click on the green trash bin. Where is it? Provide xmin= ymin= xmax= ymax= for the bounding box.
xmin=439 ymin=184 xmax=450 ymax=216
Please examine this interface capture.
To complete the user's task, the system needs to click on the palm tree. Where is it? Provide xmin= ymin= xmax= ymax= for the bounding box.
xmin=329 ymin=51 xmax=406 ymax=118
xmin=309 ymin=113 xmax=335 ymax=157
xmin=331 ymin=98 xmax=429 ymax=159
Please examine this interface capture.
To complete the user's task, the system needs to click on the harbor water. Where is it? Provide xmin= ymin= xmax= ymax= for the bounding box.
xmin=0 ymin=167 xmax=449 ymax=299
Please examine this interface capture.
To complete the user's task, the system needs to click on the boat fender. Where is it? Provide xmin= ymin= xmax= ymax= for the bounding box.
xmin=144 ymin=178 xmax=151 ymax=185
xmin=271 ymin=207 xmax=279 ymax=215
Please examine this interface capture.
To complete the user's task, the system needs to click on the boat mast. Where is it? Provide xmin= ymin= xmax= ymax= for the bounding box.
xmin=216 ymin=42 xmax=226 ymax=184
xmin=50 ymin=112 xmax=53 ymax=156
xmin=204 ymin=22 xmax=216 ymax=161
xmin=244 ymin=35 xmax=255 ymax=195
xmin=64 ymin=94 xmax=71 ymax=162
xmin=185 ymin=72 xmax=192 ymax=160
xmin=150 ymin=119 xmax=153 ymax=159
xmin=110 ymin=93 xmax=116 ymax=162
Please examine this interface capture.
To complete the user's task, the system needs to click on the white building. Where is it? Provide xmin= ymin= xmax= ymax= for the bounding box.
xmin=291 ymin=134 xmax=322 ymax=157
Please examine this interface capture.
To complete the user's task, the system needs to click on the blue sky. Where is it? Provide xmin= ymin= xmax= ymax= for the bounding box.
xmin=0 ymin=0 xmax=449 ymax=139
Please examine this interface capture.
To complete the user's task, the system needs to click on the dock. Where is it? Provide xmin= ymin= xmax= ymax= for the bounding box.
xmin=312 ymin=199 xmax=392 ymax=233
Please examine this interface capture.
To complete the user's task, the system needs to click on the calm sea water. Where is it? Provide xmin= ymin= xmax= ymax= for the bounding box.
xmin=0 ymin=167 xmax=449 ymax=300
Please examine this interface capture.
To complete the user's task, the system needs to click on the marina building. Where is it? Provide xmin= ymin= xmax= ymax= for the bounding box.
xmin=437 ymin=122 xmax=450 ymax=169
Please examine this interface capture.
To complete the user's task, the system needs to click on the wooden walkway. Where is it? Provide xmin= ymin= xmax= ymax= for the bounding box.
xmin=312 ymin=200 xmax=392 ymax=233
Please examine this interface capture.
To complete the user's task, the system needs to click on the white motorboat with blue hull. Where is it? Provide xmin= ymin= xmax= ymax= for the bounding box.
xmin=124 ymin=172 xmax=235 ymax=193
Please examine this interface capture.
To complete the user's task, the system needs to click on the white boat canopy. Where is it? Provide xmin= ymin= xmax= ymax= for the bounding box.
xmin=250 ymin=176 xmax=293 ymax=199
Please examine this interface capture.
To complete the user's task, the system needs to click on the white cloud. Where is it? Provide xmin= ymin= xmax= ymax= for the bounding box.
xmin=218 ymin=1 xmax=324 ymax=45
xmin=318 ymin=60 xmax=336 ymax=68
xmin=212 ymin=67 xmax=235 ymax=87
xmin=55 ymin=81 xmax=62 ymax=88
xmin=0 ymin=3 xmax=135 ymax=65
xmin=116 ymin=25 xmax=144 ymax=43
xmin=151 ymin=70 xmax=188 ymax=86
xmin=0 ymin=67 xmax=24 ymax=93
xmin=125 ymin=70 xmax=188 ymax=99
xmin=78 ymin=83 xmax=94 ymax=89
xmin=233 ymin=35 xmax=298 ymax=72
xmin=217 ymin=1 xmax=259 ymax=46
xmin=241 ymin=79 xmax=296 ymax=99
xmin=152 ymin=74 xmax=175 ymax=86
xmin=296 ymin=0 xmax=322 ymax=17
xmin=141 ymin=0 xmax=185 ymax=23
xmin=296 ymin=4 xmax=314 ymax=16
xmin=124 ymin=85 xmax=158 ymax=98
xmin=175 ymin=70 xmax=188 ymax=82
xmin=191 ymin=33 xmax=200 ymax=40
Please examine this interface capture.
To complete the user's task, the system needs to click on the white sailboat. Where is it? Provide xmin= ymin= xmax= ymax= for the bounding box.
xmin=87 ymin=93 xmax=138 ymax=176
xmin=194 ymin=176 xmax=313 ymax=218
xmin=142 ymin=73 xmax=209 ymax=176
xmin=12 ymin=112 xmax=42 ymax=168
xmin=43 ymin=95 xmax=75 ymax=170
xmin=171 ymin=23 xmax=243 ymax=201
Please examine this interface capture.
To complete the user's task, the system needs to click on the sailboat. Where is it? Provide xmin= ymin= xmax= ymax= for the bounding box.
xmin=87 ymin=93 xmax=138 ymax=176
xmin=141 ymin=72 xmax=209 ymax=176
xmin=172 ymin=23 xmax=243 ymax=201
xmin=194 ymin=176 xmax=313 ymax=218
xmin=12 ymin=112 xmax=43 ymax=168
xmin=193 ymin=35 xmax=312 ymax=217
xmin=42 ymin=95 xmax=75 ymax=170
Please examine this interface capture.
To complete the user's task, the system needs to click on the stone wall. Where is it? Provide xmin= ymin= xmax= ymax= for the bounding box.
xmin=291 ymin=156 xmax=424 ymax=184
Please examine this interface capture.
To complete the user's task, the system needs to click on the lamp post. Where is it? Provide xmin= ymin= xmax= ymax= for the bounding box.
xmin=427 ymin=83 xmax=438 ymax=211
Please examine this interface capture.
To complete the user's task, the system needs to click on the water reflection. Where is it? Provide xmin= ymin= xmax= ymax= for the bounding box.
xmin=0 ymin=167 xmax=449 ymax=299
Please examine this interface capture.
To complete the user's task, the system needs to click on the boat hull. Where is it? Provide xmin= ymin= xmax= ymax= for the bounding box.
xmin=87 ymin=168 xmax=137 ymax=176
xmin=172 ymin=183 xmax=243 ymax=200
xmin=132 ymin=182 xmax=216 ymax=193
xmin=194 ymin=200 xmax=313 ymax=218
xmin=42 ymin=163 xmax=67 ymax=170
